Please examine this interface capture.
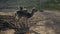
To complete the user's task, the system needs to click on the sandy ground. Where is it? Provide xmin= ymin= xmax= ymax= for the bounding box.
xmin=0 ymin=10 xmax=60 ymax=34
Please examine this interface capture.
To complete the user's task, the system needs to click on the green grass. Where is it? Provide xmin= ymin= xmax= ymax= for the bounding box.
xmin=0 ymin=0 xmax=60 ymax=10
xmin=42 ymin=4 xmax=60 ymax=10
xmin=41 ymin=0 xmax=60 ymax=10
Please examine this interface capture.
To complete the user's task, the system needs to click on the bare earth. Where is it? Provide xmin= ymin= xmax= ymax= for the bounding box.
xmin=0 ymin=10 xmax=60 ymax=34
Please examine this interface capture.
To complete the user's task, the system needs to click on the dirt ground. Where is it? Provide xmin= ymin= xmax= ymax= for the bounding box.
xmin=0 ymin=10 xmax=60 ymax=34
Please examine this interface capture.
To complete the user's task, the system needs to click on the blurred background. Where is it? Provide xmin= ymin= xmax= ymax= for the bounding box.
xmin=0 ymin=0 xmax=60 ymax=34
xmin=0 ymin=0 xmax=60 ymax=10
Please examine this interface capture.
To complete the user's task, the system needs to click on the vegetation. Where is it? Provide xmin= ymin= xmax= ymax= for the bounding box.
xmin=0 ymin=0 xmax=60 ymax=10
xmin=41 ymin=0 xmax=60 ymax=10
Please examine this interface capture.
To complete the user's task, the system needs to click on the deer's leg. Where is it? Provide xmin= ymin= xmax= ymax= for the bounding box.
xmin=15 ymin=16 xmax=22 ymax=28
xmin=17 ymin=16 xmax=21 ymax=22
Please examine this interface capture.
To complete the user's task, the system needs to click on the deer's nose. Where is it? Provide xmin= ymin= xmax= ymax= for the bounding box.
xmin=26 ymin=32 xmax=29 ymax=34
